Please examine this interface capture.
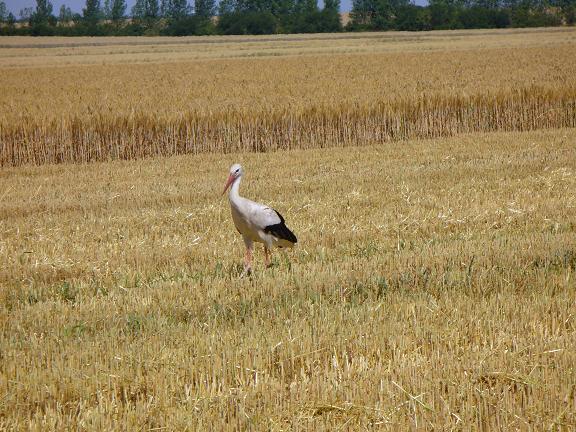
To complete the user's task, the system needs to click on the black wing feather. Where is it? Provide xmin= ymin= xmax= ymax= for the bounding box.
xmin=264 ymin=210 xmax=297 ymax=244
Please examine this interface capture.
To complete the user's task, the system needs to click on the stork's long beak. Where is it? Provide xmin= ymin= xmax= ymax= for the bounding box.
xmin=222 ymin=174 xmax=234 ymax=196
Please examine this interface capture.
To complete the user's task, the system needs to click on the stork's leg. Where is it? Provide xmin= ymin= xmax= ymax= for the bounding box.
xmin=264 ymin=245 xmax=272 ymax=268
xmin=241 ymin=237 xmax=253 ymax=277
xmin=241 ymin=249 xmax=252 ymax=278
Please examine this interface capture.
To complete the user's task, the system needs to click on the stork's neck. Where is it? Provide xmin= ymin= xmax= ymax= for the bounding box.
xmin=228 ymin=176 xmax=242 ymax=204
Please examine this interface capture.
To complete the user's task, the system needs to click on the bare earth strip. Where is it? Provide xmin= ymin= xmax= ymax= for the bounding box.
xmin=0 ymin=129 xmax=575 ymax=429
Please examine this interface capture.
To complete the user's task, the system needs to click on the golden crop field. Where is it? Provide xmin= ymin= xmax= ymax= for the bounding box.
xmin=1 ymin=28 xmax=576 ymax=165
xmin=1 ymin=28 xmax=576 ymax=429
xmin=1 ymin=129 xmax=575 ymax=429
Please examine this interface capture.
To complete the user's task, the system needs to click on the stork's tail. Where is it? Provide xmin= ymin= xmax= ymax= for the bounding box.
xmin=264 ymin=210 xmax=297 ymax=246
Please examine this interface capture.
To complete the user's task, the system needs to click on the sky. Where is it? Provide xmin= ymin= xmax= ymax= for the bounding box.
xmin=6 ymin=1 xmax=365 ymax=16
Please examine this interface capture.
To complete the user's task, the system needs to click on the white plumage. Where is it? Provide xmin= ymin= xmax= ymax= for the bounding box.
xmin=223 ymin=163 xmax=297 ymax=275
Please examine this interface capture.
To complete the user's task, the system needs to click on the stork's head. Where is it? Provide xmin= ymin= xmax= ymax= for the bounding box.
xmin=222 ymin=163 xmax=243 ymax=195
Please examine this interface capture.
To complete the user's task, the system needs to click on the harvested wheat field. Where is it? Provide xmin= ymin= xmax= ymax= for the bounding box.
xmin=1 ymin=128 xmax=575 ymax=429
xmin=1 ymin=28 xmax=576 ymax=430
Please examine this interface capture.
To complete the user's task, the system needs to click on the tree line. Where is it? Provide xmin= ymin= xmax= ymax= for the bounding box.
xmin=349 ymin=0 xmax=575 ymax=31
xmin=0 ymin=0 xmax=573 ymax=36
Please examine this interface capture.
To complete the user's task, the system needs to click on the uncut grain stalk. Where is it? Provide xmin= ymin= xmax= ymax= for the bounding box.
xmin=1 ymin=86 xmax=575 ymax=166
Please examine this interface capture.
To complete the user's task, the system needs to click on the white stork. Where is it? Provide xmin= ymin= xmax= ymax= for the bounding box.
xmin=222 ymin=163 xmax=297 ymax=275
